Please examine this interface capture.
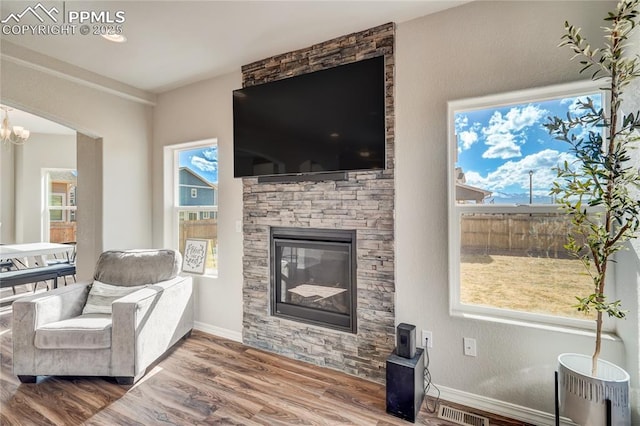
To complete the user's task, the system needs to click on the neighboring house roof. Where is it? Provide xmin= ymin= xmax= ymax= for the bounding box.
xmin=179 ymin=167 xmax=217 ymax=189
xmin=454 ymin=167 xmax=492 ymax=203
xmin=456 ymin=183 xmax=492 ymax=204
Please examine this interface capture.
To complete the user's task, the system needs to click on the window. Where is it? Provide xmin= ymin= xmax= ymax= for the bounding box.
xmin=448 ymin=81 xmax=610 ymax=328
xmin=167 ymin=141 xmax=218 ymax=275
xmin=44 ymin=169 xmax=77 ymax=243
xmin=49 ymin=194 xmax=65 ymax=221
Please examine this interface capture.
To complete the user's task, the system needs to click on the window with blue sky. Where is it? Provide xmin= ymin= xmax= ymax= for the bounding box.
xmin=174 ymin=143 xmax=218 ymax=275
xmin=449 ymin=83 xmax=605 ymax=326
xmin=454 ymin=92 xmax=602 ymax=204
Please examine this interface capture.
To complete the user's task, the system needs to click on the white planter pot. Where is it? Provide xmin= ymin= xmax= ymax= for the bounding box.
xmin=558 ymin=353 xmax=630 ymax=426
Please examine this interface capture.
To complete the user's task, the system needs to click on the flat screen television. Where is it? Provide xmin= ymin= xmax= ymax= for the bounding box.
xmin=233 ymin=56 xmax=386 ymax=178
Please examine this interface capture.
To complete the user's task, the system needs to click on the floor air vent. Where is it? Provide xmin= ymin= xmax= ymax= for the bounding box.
xmin=437 ymin=405 xmax=490 ymax=426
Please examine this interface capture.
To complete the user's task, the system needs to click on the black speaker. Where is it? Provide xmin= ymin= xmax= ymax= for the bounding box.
xmin=396 ymin=323 xmax=416 ymax=359
xmin=386 ymin=348 xmax=425 ymax=422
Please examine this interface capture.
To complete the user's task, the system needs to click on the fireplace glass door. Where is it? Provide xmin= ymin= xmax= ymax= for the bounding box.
xmin=271 ymin=228 xmax=356 ymax=333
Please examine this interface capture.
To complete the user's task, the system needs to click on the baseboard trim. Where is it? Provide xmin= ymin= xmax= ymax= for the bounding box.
xmin=430 ymin=385 xmax=578 ymax=426
xmin=194 ymin=322 xmax=243 ymax=343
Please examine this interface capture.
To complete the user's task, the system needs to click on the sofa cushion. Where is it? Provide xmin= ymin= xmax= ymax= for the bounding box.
xmin=82 ymin=280 xmax=146 ymax=315
xmin=34 ymin=314 xmax=112 ymax=349
xmin=93 ymin=249 xmax=182 ymax=286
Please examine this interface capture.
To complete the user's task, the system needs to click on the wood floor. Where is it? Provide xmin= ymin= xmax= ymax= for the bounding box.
xmin=0 ymin=307 xmax=532 ymax=425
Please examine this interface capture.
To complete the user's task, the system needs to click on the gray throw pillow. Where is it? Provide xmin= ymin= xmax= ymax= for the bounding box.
xmin=82 ymin=280 xmax=147 ymax=315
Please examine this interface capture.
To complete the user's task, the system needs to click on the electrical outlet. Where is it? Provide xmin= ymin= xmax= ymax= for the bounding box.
xmin=422 ymin=330 xmax=433 ymax=348
xmin=463 ymin=337 xmax=477 ymax=357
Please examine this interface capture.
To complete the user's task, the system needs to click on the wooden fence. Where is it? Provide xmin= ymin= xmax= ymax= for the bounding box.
xmin=461 ymin=213 xmax=577 ymax=258
xmin=49 ymin=219 xmax=217 ymax=258
xmin=50 ymin=222 xmax=76 ymax=243
xmin=179 ymin=219 xmax=218 ymax=254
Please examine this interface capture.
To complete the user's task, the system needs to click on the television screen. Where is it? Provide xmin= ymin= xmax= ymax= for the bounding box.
xmin=233 ymin=56 xmax=386 ymax=178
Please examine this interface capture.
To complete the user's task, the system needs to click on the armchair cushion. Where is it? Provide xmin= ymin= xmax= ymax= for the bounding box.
xmin=82 ymin=281 xmax=146 ymax=315
xmin=35 ymin=313 xmax=112 ymax=350
xmin=93 ymin=249 xmax=181 ymax=286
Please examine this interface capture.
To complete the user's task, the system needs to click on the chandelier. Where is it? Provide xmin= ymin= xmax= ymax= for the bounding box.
xmin=1 ymin=106 xmax=30 ymax=145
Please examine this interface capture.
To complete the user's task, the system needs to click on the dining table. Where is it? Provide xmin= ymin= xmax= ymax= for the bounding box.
xmin=0 ymin=242 xmax=75 ymax=268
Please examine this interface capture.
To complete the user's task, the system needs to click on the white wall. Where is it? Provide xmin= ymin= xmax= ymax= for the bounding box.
xmin=13 ymin=133 xmax=75 ymax=243
xmin=0 ymin=142 xmax=15 ymax=243
xmin=396 ymin=0 xmax=637 ymax=419
xmin=152 ymin=72 xmax=244 ymax=338
xmin=1 ymin=59 xmax=154 ymax=253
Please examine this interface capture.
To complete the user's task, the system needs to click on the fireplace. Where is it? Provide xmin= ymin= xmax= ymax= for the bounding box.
xmin=270 ymin=227 xmax=357 ymax=333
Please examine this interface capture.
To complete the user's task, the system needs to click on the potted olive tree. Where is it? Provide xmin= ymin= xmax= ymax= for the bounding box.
xmin=545 ymin=1 xmax=639 ymax=425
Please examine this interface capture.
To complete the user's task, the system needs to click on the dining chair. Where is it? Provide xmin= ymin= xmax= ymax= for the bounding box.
xmin=46 ymin=242 xmax=77 ymax=286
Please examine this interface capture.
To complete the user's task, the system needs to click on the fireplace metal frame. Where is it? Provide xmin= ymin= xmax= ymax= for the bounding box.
xmin=270 ymin=227 xmax=357 ymax=334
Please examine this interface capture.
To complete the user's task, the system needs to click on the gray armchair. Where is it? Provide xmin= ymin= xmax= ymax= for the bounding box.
xmin=12 ymin=249 xmax=194 ymax=385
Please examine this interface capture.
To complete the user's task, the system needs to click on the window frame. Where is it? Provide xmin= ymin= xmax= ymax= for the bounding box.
xmin=447 ymin=80 xmax=615 ymax=331
xmin=164 ymin=139 xmax=219 ymax=277
xmin=42 ymin=169 xmax=78 ymax=242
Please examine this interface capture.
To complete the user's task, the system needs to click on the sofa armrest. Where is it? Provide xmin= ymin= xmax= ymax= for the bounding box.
xmin=12 ymin=282 xmax=91 ymax=376
xmin=13 ymin=282 xmax=91 ymax=329
xmin=111 ymin=276 xmax=193 ymax=379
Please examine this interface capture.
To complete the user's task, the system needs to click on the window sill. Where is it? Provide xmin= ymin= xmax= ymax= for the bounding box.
xmin=451 ymin=309 xmax=621 ymax=342
xmin=182 ymin=271 xmax=218 ymax=279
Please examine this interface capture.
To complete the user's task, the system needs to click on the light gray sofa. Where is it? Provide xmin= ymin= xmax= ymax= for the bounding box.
xmin=12 ymin=249 xmax=194 ymax=385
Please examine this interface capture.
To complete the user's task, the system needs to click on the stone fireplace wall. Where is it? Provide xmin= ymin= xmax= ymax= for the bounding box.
xmin=241 ymin=23 xmax=395 ymax=382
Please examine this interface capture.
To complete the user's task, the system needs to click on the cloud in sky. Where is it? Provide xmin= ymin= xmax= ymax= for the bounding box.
xmin=459 ymin=130 xmax=478 ymax=150
xmin=455 ymin=114 xmax=469 ymax=132
xmin=482 ymin=131 xmax=521 ymax=159
xmin=464 ymin=149 xmax=575 ymax=193
xmin=202 ymin=147 xmax=217 ymax=162
xmin=481 ymin=105 xmax=548 ymax=160
xmin=190 ymin=147 xmax=218 ymax=175
xmin=456 ymin=117 xmax=482 ymax=152
xmin=191 ymin=156 xmax=217 ymax=173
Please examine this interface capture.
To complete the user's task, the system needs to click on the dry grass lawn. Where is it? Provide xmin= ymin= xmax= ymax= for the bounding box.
xmin=461 ymin=253 xmax=597 ymax=320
